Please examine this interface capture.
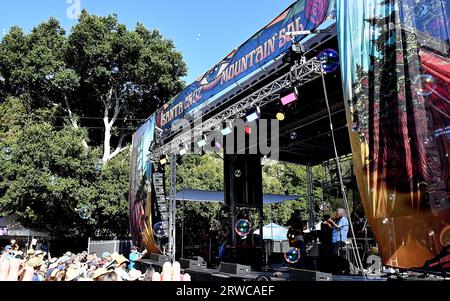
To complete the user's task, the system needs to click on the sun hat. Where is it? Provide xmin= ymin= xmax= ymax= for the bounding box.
xmin=48 ymin=262 xmax=58 ymax=270
xmin=65 ymin=268 xmax=80 ymax=281
xmin=114 ymin=255 xmax=129 ymax=266
xmin=128 ymin=269 xmax=144 ymax=281
xmin=50 ymin=268 xmax=63 ymax=278
xmin=58 ymin=256 xmax=70 ymax=264
xmin=27 ymin=257 xmax=44 ymax=268
xmin=111 ymin=252 xmax=120 ymax=260
xmin=91 ymin=268 xmax=109 ymax=279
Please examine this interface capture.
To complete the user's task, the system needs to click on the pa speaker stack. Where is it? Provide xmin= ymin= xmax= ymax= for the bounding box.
xmin=289 ymin=268 xmax=332 ymax=281
xmin=219 ymin=262 xmax=252 ymax=276
xmin=224 ymin=154 xmax=263 ymax=207
xmin=179 ymin=257 xmax=207 ymax=269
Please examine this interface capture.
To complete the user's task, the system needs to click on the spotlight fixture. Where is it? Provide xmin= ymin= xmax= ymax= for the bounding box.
xmin=221 ymin=121 xmax=233 ymax=136
xmin=245 ymin=106 xmax=261 ymax=123
xmin=245 ymin=126 xmax=252 ymax=135
xmin=281 ymin=87 xmax=299 ymax=106
xmin=160 ymin=155 xmax=169 ymax=165
xmin=290 ymin=131 xmax=298 ymax=140
xmin=197 ymin=135 xmax=207 ymax=148
xmin=179 ymin=144 xmax=188 ymax=156
xmin=276 ymin=112 xmax=285 ymax=121
xmin=214 ymin=141 xmax=222 ymax=149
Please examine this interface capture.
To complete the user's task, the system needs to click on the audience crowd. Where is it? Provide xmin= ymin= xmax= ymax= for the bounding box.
xmin=0 ymin=241 xmax=191 ymax=281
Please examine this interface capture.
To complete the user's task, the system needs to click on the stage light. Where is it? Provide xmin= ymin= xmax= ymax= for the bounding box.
xmin=276 ymin=112 xmax=285 ymax=121
xmin=197 ymin=135 xmax=207 ymax=148
xmin=160 ymin=155 xmax=169 ymax=165
xmin=215 ymin=141 xmax=222 ymax=149
xmin=221 ymin=121 xmax=233 ymax=136
xmin=179 ymin=144 xmax=188 ymax=156
xmin=281 ymin=92 xmax=298 ymax=106
xmin=245 ymin=126 xmax=252 ymax=135
xmin=245 ymin=106 xmax=261 ymax=123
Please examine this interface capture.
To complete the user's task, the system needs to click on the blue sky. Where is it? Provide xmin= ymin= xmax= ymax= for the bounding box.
xmin=0 ymin=0 xmax=295 ymax=84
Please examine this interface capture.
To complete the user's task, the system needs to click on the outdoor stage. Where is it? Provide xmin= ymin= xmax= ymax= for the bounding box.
xmin=128 ymin=0 xmax=450 ymax=281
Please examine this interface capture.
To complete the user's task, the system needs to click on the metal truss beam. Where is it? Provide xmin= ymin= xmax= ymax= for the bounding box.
xmin=151 ymin=57 xmax=322 ymax=159
xmin=168 ymin=154 xmax=177 ymax=260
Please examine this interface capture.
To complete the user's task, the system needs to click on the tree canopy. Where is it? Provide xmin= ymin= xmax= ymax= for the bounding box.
xmin=0 ymin=12 xmax=187 ymax=239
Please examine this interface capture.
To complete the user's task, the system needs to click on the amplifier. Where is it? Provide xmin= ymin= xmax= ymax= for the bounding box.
xmin=289 ymin=268 xmax=332 ymax=281
xmin=179 ymin=257 xmax=207 ymax=269
xmin=219 ymin=262 xmax=251 ymax=276
xmin=150 ymin=253 xmax=170 ymax=263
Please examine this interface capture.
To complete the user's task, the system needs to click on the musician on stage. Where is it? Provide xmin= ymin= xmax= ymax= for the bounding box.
xmin=319 ymin=215 xmax=333 ymax=256
xmin=325 ymin=208 xmax=349 ymax=257
xmin=287 ymin=211 xmax=307 ymax=257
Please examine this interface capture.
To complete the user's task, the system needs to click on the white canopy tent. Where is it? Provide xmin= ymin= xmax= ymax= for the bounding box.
xmin=0 ymin=214 xmax=51 ymax=239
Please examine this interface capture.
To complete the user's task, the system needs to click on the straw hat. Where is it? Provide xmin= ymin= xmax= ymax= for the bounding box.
xmin=65 ymin=268 xmax=80 ymax=281
xmin=111 ymin=252 xmax=120 ymax=261
xmin=50 ymin=269 xmax=60 ymax=278
xmin=115 ymin=255 xmax=129 ymax=266
xmin=128 ymin=269 xmax=144 ymax=281
xmin=27 ymin=257 xmax=44 ymax=268
xmin=91 ymin=268 xmax=109 ymax=279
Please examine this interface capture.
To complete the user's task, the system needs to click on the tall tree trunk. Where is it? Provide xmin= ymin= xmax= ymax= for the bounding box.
xmin=102 ymin=88 xmax=129 ymax=164
xmin=63 ymin=96 xmax=89 ymax=150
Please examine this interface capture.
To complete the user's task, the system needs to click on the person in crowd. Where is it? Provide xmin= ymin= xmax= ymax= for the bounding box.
xmin=112 ymin=255 xmax=130 ymax=281
xmin=1 ymin=245 xmax=14 ymax=260
xmin=128 ymin=246 xmax=143 ymax=270
xmin=0 ymin=242 xmax=190 ymax=281
xmin=27 ymin=257 xmax=45 ymax=281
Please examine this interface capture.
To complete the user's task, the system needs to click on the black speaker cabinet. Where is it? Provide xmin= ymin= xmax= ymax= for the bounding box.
xmin=150 ymin=253 xmax=170 ymax=263
xmin=179 ymin=258 xmax=207 ymax=269
xmin=289 ymin=268 xmax=332 ymax=281
xmin=224 ymin=154 xmax=263 ymax=207
xmin=219 ymin=262 xmax=252 ymax=276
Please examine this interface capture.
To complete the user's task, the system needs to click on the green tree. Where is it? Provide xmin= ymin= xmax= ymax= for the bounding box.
xmin=0 ymin=13 xmax=187 ymax=238
xmin=0 ymin=98 xmax=131 ymax=238
xmin=0 ymin=12 xmax=187 ymax=165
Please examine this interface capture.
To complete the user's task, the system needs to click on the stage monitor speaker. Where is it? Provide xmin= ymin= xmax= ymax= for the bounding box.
xmin=150 ymin=253 xmax=170 ymax=263
xmin=219 ymin=262 xmax=252 ymax=276
xmin=179 ymin=258 xmax=207 ymax=269
xmin=224 ymin=154 xmax=263 ymax=207
xmin=289 ymin=268 xmax=332 ymax=281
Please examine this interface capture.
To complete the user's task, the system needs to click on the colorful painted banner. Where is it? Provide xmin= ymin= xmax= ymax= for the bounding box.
xmin=156 ymin=0 xmax=336 ymax=130
xmin=128 ymin=114 xmax=161 ymax=253
xmin=336 ymin=0 xmax=450 ymax=270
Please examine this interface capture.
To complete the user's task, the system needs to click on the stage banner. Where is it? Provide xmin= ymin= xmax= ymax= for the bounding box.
xmin=128 ymin=114 xmax=161 ymax=253
xmin=336 ymin=0 xmax=450 ymax=270
xmin=157 ymin=0 xmax=336 ymax=130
